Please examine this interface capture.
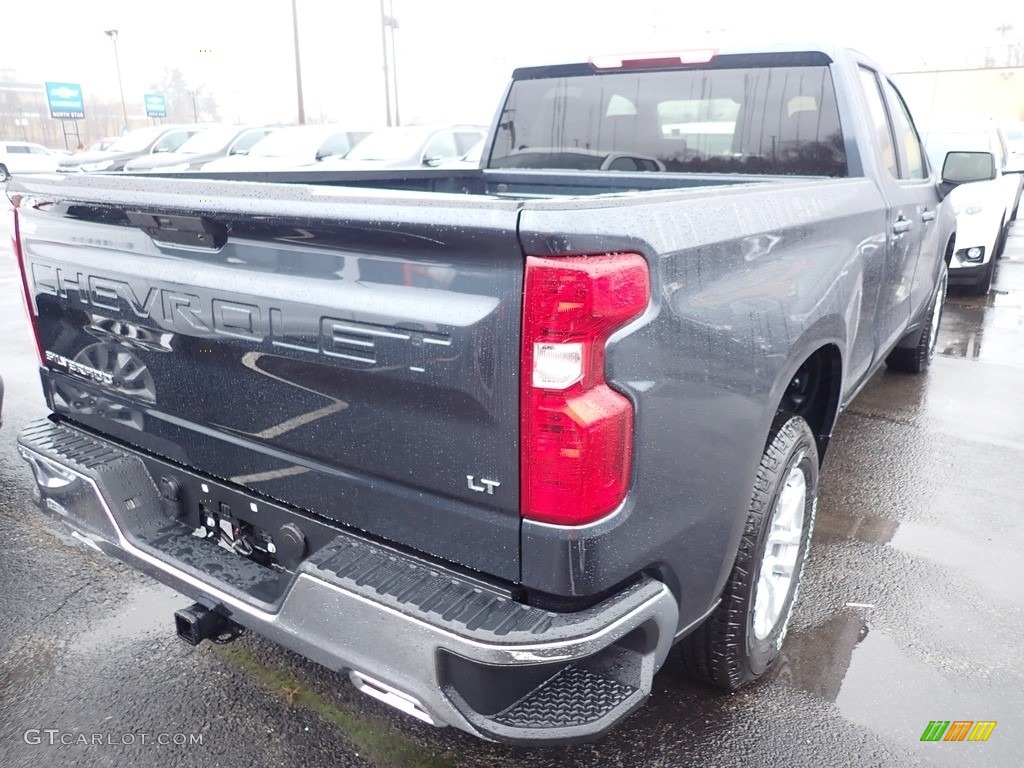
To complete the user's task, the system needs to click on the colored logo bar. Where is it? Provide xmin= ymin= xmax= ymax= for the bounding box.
xmin=921 ymin=721 xmax=997 ymax=742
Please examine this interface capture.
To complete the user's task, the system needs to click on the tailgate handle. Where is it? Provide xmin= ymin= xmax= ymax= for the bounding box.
xmin=127 ymin=211 xmax=227 ymax=250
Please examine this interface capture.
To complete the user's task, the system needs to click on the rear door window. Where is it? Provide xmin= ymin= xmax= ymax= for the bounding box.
xmin=858 ymin=68 xmax=898 ymax=178
xmin=491 ymin=63 xmax=847 ymax=176
xmin=881 ymin=78 xmax=926 ymax=180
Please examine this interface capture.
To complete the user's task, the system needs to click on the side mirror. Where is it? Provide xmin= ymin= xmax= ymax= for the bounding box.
xmin=939 ymin=151 xmax=995 ymax=198
xmin=230 ymin=148 xmax=249 ymax=156
xmin=422 ymin=155 xmax=443 ymax=167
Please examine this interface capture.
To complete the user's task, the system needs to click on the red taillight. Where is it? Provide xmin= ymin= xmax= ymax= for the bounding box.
xmin=588 ymin=49 xmax=718 ymax=70
xmin=521 ymin=253 xmax=650 ymax=526
xmin=9 ymin=203 xmax=46 ymax=365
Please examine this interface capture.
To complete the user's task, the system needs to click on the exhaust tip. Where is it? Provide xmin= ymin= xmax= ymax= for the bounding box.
xmin=350 ymin=670 xmax=435 ymax=725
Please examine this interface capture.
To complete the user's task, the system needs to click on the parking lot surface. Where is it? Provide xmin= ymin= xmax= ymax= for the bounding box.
xmin=1 ymin=212 xmax=1022 ymax=768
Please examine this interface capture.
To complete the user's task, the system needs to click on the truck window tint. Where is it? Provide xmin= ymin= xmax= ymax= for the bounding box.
xmin=490 ymin=66 xmax=847 ymax=176
xmin=858 ymin=68 xmax=898 ymax=178
xmin=881 ymin=79 xmax=925 ymax=180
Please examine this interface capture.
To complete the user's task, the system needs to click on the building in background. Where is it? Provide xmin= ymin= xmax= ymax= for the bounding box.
xmin=892 ymin=67 xmax=1024 ymax=126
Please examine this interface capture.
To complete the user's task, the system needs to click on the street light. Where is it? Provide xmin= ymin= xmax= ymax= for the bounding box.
xmin=104 ymin=29 xmax=129 ymax=133
xmin=188 ymin=88 xmax=201 ymax=122
xmin=379 ymin=0 xmax=399 ymax=126
xmin=291 ymin=0 xmax=306 ymax=124
xmin=389 ymin=0 xmax=400 ymax=126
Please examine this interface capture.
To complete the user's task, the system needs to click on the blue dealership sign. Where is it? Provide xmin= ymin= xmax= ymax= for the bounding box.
xmin=144 ymin=93 xmax=167 ymax=118
xmin=45 ymin=82 xmax=85 ymax=119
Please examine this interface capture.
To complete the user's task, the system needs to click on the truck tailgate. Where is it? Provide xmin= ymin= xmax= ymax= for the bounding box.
xmin=15 ymin=176 xmax=524 ymax=580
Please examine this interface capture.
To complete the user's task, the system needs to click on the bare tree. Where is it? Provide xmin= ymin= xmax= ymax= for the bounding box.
xmin=149 ymin=68 xmax=220 ymax=123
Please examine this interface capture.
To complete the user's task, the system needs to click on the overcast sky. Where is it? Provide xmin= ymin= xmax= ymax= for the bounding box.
xmin=3 ymin=0 xmax=1022 ymax=127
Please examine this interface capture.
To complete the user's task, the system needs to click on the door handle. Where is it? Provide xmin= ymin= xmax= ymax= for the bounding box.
xmin=921 ymin=209 xmax=936 ymax=222
xmin=893 ymin=217 xmax=913 ymax=235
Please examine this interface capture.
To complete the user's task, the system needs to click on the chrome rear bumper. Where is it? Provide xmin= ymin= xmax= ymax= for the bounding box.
xmin=18 ymin=417 xmax=678 ymax=744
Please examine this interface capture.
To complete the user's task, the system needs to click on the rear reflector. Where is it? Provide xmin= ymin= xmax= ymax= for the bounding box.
xmin=8 ymin=203 xmax=46 ymax=365
xmin=589 ymin=49 xmax=718 ymax=70
xmin=521 ymin=253 xmax=650 ymax=526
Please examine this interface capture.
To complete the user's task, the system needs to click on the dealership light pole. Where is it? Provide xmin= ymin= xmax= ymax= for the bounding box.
xmin=291 ymin=0 xmax=306 ymax=124
xmin=389 ymin=0 xmax=400 ymax=126
xmin=379 ymin=0 xmax=399 ymax=126
xmin=104 ymin=29 xmax=129 ymax=132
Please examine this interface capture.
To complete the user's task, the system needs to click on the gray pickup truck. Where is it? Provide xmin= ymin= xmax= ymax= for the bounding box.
xmin=9 ymin=44 xmax=989 ymax=744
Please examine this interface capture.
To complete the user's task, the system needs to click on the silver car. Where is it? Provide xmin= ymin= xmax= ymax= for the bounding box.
xmin=322 ymin=124 xmax=487 ymax=170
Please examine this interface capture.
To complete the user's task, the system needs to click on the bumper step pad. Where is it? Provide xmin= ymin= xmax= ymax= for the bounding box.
xmin=494 ymin=666 xmax=635 ymax=728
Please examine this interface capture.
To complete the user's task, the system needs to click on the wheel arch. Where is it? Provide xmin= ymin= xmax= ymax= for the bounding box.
xmin=766 ymin=332 xmax=845 ymax=464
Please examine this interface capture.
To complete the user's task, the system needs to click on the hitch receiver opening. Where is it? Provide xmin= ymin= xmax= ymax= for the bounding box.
xmin=174 ymin=602 xmax=240 ymax=646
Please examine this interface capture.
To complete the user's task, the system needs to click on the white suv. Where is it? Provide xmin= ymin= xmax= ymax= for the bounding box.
xmin=924 ymin=122 xmax=1024 ymax=294
xmin=0 ymin=141 xmax=61 ymax=182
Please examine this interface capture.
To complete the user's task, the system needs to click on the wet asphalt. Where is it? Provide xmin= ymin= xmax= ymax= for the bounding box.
xmin=1 ymin=210 xmax=1022 ymax=768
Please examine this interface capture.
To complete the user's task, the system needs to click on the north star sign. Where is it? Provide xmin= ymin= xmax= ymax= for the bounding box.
xmin=144 ymin=93 xmax=167 ymax=118
xmin=44 ymin=82 xmax=85 ymax=119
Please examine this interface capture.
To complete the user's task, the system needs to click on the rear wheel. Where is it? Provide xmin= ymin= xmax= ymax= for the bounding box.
xmin=885 ymin=262 xmax=948 ymax=373
xmin=679 ymin=414 xmax=818 ymax=690
xmin=0 ymin=165 xmax=9 ymax=182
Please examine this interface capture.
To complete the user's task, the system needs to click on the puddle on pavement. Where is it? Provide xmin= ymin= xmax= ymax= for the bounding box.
xmin=768 ymin=611 xmax=871 ymax=703
xmin=888 ymin=522 xmax=1020 ymax=607
xmin=772 ymin=615 xmax=1021 ymax=764
xmin=71 ymin=584 xmax=190 ymax=655
xmin=835 ymin=629 xmax=1020 ymax=764
xmin=937 ymin=235 xmax=1024 ymax=368
xmin=814 ymin=509 xmax=900 ymax=546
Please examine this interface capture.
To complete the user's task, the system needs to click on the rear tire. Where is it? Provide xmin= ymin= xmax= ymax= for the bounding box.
xmin=0 ymin=165 xmax=9 ymax=182
xmin=885 ymin=262 xmax=948 ymax=373
xmin=679 ymin=414 xmax=818 ymax=690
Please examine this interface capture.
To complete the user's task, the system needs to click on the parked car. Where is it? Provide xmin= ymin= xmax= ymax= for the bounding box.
xmin=123 ymin=125 xmax=280 ymax=173
xmin=58 ymin=125 xmax=213 ymax=173
xmin=1004 ymin=121 xmax=1024 ymax=162
xmin=12 ymin=44 xmax=984 ymax=744
xmin=201 ymin=125 xmax=372 ymax=172
xmin=82 ymin=137 xmax=119 ymax=153
xmin=435 ymin=138 xmax=488 ymax=169
xmin=923 ymin=121 xmax=1024 ymax=293
xmin=0 ymin=141 xmax=61 ymax=181
xmin=323 ymin=124 xmax=486 ymax=170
